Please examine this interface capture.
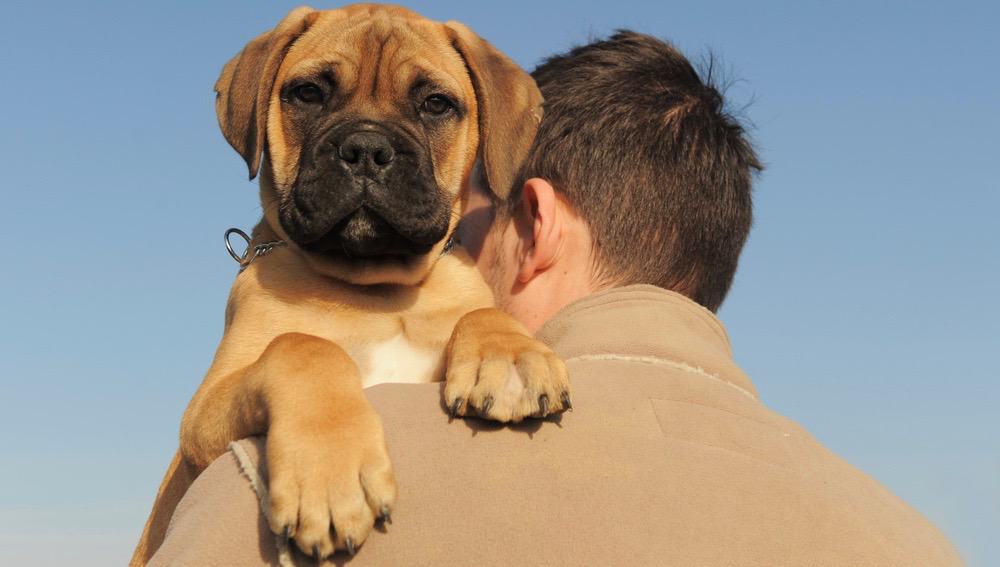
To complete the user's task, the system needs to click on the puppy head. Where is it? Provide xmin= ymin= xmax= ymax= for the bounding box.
xmin=215 ymin=4 xmax=542 ymax=285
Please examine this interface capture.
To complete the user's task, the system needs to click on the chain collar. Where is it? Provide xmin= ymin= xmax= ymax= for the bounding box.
xmin=224 ymin=228 xmax=288 ymax=272
xmin=224 ymin=227 xmax=456 ymax=272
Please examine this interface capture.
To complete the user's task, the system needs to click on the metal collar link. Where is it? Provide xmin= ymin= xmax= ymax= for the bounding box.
xmin=224 ymin=228 xmax=287 ymax=272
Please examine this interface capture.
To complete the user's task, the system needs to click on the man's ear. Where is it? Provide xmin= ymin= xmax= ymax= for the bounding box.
xmin=214 ymin=6 xmax=317 ymax=180
xmin=516 ymin=178 xmax=561 ymax=283
xmin=446 ymin=21 xmax=543 ymax=199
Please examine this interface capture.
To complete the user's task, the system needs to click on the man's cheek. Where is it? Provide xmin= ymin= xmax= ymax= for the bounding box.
xmin=457 ymin=206 xmax=494 ymax=262
xmin=475 ymin=231 xmax=501 ymax=282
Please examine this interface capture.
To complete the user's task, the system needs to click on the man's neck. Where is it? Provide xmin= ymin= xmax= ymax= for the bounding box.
xmin=501 ymin=198 xmax=604 ymax=334
xmin=503 ymin=273 xmax=604 ymax=334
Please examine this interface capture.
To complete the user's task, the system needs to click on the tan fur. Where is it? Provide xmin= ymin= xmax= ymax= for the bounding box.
xmin=130 ymin=5 xmax=566 ymax=565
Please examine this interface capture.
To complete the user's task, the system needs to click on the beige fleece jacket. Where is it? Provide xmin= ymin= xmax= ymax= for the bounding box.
xmin=149 ymin=285 xmax=962 ymax=566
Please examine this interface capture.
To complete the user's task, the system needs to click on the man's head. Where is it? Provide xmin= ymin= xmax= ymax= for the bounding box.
xmin=460 ymin=31 xmax=761 ymax=330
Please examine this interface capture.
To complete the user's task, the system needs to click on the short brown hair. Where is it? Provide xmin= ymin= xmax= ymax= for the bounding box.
xmin=509 ymin=31 xmax=761 ymax=311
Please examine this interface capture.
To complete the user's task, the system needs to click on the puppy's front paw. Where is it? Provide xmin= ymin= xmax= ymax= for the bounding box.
xmin=265 ymin=410 xmax=396 ymax=560
xmin=445 ymin=309 xmax=571 ymax=422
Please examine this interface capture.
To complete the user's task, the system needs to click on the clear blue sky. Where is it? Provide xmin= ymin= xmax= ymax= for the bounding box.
xmin=1 ymin=1 xmax=996 ymax=564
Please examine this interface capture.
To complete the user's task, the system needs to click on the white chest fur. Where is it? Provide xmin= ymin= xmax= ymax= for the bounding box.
xmin=347 ymin=333 xmax=445 ymax=387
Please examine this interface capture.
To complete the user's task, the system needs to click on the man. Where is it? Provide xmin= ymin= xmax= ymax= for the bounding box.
xmin=149 ymin=32 xmax=961 ymax=566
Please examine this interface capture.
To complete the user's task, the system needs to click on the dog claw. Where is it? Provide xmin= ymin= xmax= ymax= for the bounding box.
xmin=378 ymin=505 xmax=393 ymax=524
xmin=450 ymin=398 xmax=463 ymax=417
xmin=481 ymin=396 xmax=494 ymax=415
xmin=538 ymin=394 xmax=550 ymax=416
xmin=345 ymin=537 xmax=357 ymax=556
xmin=561 ymin=391 xmax=572 ymax=410
xmin=283 ymin=526 xmax=292 ymax=540
xmin=313 ymin=545 xmax=322 ymax=563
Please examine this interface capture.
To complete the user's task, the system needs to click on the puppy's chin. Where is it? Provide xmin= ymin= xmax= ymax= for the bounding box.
xmin=297 ymin=240 xmax=447 ymax=286
xmin=261 ymin=198 xmax=453 ymax=286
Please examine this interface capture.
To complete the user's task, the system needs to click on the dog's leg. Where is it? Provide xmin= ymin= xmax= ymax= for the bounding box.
xmin=128 ymin=450 xmax=197 ymax=567
xmin=133 ymin=332 xmax=395 ymax=564
xmin=180 ymin=332 xmax=396 ymax=558
xmin=444 ymin=308 xmax=572 ymax=421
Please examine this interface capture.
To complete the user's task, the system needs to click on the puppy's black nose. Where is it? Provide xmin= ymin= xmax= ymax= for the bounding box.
xmin=338 ymin=131 xmax=395 ymax=172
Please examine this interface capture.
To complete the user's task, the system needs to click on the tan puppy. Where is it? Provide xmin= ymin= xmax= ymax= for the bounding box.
xmin=130 ymin=4 xmax=570 ymax=565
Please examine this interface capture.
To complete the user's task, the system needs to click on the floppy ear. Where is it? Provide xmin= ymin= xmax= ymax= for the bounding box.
xmin=215 ymin=6 xmax=317 ymax=180
xmin=446 ymin=22 xmax=543 ymax=199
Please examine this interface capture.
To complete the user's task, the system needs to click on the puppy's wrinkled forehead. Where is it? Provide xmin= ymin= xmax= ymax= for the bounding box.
xmin=279 ymin=12 xmax=471 ymax=114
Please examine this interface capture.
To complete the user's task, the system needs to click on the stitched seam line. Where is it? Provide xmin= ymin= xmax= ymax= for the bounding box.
xmin=653 ymin=425 xmax=795 ymax=471
xmin=650 ymin=396 xmax=781 ymax=430
xmin=564 ymin=353 xmax=757 ymax=400
xmin=231 ymin=441 xmax=297 ymax=567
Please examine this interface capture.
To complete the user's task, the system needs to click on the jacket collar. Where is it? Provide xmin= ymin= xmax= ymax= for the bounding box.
xmin=535 ymin=284 xmax=758 ymax=399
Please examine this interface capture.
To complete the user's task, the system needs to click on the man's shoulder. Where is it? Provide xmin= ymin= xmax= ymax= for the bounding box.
xmin=154 ymin=384 xmax=961 ymax=567
xmin=156 ymin=373 xmax=961 ymax=567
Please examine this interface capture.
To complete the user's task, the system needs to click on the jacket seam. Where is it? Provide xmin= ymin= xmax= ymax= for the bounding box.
xmin=564 ymin=353 xmax=757 ymax=400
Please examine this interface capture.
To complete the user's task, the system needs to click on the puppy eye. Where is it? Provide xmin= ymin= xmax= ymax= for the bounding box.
xmin=291 ymin=83 xmax=324 ymax=104
xmin=420 ymin=94 xmax=455 ymax=116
